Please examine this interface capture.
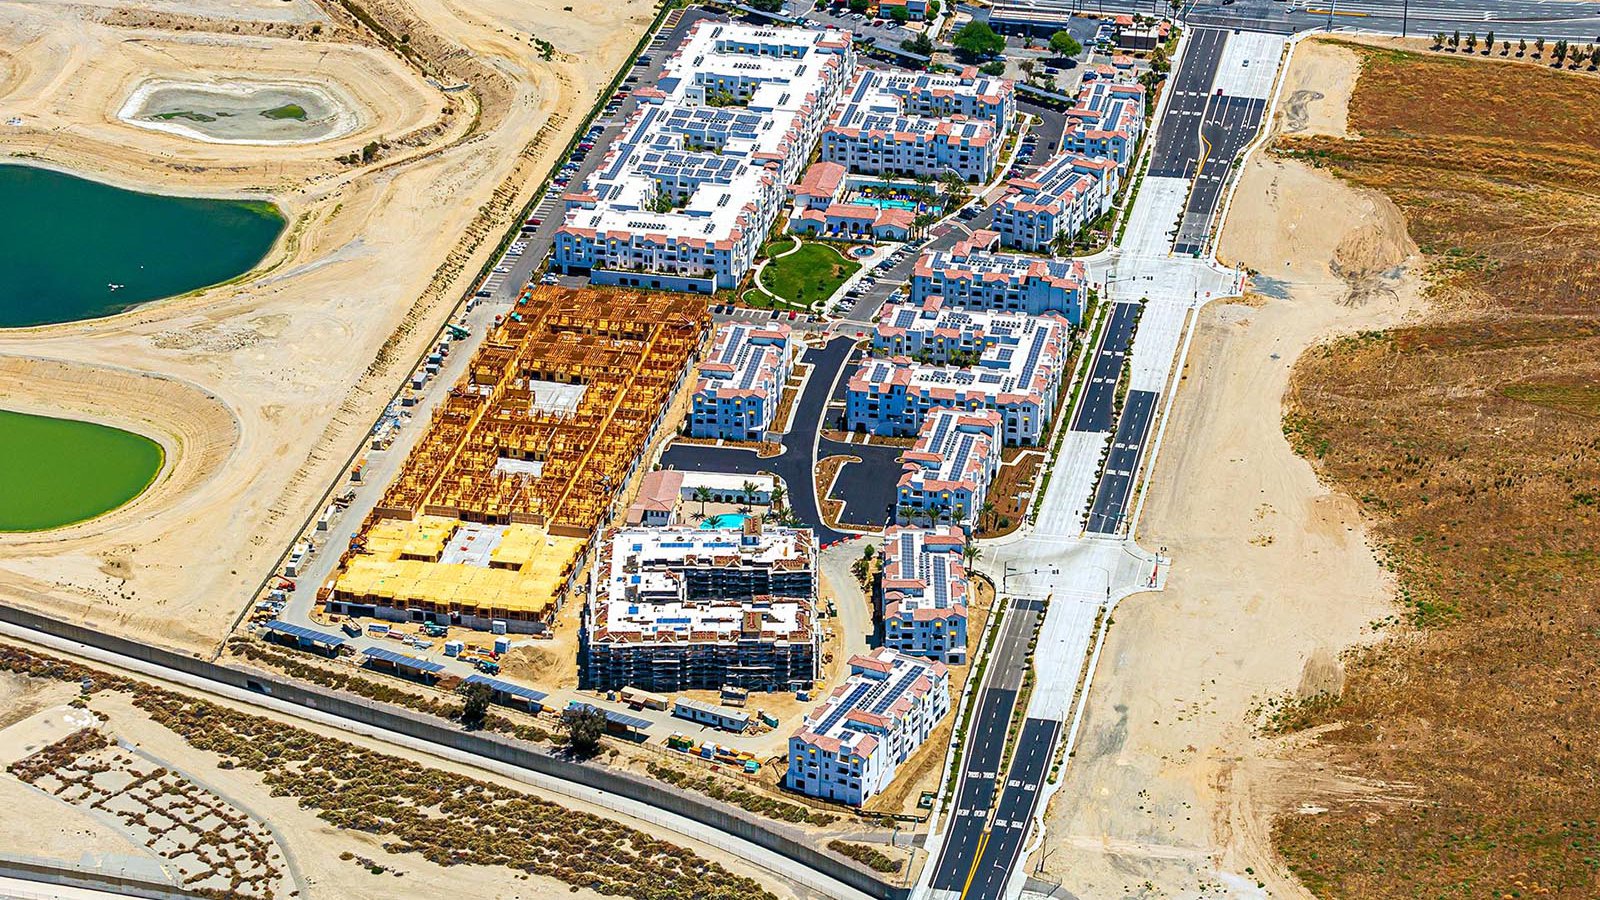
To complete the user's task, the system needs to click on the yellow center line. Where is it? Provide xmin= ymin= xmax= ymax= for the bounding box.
xmin=959 ymin=831 xmax=991 ymax=899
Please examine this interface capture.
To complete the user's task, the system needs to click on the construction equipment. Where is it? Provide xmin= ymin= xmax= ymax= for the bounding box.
xmin=421 ymin=623 xmax=449 ymax=638
xmin=446 ymin=323 xmax=470 ymax=340
xmin=473 ymin=658 xmax=501 ymax=675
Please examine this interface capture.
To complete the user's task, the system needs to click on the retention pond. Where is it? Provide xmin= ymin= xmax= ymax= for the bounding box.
xmin=0 ymin=409 xmax=165 ymax=532
xmin=0 ymin=164 xmax=285 ymax=327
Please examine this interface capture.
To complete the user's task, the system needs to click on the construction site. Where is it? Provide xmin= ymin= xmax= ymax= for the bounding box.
xmin=322 ymin=286 xmax=711 ymax=632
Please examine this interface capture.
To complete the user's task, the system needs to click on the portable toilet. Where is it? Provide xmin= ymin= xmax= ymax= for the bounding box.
xmin=444 ymin=641 xmax=464 ymax=657
xmin=491 ymin=620 xmax=508 ymax=635
xmin=494 ymin=636 xmax=511 ymax=655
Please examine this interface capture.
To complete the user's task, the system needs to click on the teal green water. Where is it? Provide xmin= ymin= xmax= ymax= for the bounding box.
xmin=0 ymin=164 xmax=286 ymax=327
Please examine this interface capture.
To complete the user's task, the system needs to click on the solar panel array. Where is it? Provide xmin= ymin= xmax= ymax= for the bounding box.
xmin=263 ymin=620 xmax=344 ymax=647
xmin=362 ymin=646 xmax=446 ymax=673
xmin=465 ymin=674 xmax=548 ymax=703
xmin=569 ymin=701 xmax=653 ymax=731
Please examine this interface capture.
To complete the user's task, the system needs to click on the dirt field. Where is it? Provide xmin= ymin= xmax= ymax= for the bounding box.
xmin=0 ymin=0 xmax=658 ymax=651
xmin=1038 ymin=37 xmax=1426 ymax=898
xmin=1266 ymin=39 xmax=1600 ymax=898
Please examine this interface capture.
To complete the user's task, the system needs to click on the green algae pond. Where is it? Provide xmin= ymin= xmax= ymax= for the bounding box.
xmin=0 ymin=409 xmax=165 ymax=531
xmin=0 ymin=163 xmax=285 ymax=328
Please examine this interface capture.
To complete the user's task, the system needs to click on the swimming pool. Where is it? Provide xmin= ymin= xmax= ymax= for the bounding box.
xmin=853 ymin=196 xmax=933 ymax=211
xmin=700 ymin=513 xmax=748 ymax=529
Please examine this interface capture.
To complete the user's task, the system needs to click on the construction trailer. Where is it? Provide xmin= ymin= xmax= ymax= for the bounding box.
xmin=673 ymin=697 xmax=752 ymax=733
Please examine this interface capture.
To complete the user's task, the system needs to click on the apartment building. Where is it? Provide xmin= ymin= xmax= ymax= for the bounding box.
xmin=583 ymin=520 xmax=819 ymax=691
xmin=849 ymin=296 xmax=1071 ymax=444
xmin=879 ymin=525 xmax=969 ymax=663
xmin=821 ymin=66 xmax=1016 ymax=182
xmin=894 ymin=408 xmax=1001 ymax=528
xmin=991 ymin=151 xmax=1120 ymax=251
xmin=785 ymin=648 xmax=949 ymax=806
xmin=1060 ymin=78 xmax=1146 ymax=169
xmin=908 ymin=231 xmax=1086 ymax=321
xmin=551 ymin=23 xmax=856 ymax=292
xmin=689 ymin=322 xmax=793 ymax=440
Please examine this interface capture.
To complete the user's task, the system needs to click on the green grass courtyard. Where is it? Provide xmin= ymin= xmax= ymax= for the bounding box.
xmin=757 ymin=241 xmax=859 ymax=309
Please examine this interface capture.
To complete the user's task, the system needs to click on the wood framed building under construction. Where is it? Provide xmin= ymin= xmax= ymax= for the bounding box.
xmin=323 ymin=286 xmax=710 ymax=632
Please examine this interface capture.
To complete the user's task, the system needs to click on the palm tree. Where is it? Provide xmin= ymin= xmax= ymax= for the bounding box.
xmin=1518 ymin=37 xmax=1527 ymax=57
xmin=693 ymin=485 xmax=713 ymax=517
xmin=739 ymin=480 xmax=758 ymax=514
xmin=961 ymin=540 xmax=982 ymax=568
xmin=1535 ymin=36 xmax=1545 ymax=57
xmin=768 ymin=483 xmax=786 ymax=515
xmin=980 ymin=500 xmax=997 ymax=533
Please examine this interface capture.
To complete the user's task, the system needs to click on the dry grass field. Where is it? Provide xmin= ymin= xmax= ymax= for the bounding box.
xmin=1272 ymin=43 xmax=1600 ymax=897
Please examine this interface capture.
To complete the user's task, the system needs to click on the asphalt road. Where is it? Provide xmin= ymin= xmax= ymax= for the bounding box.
xmin=1070 ymin=301 xmax=1140 ymax=433
xmin=958 ymin=717 xmax=1062 ymax=900
xmin=929 ymin=595 xmax=1047 ymax=894
xmin=1148 ymin=25 xmax=1227 ymax=179
xmin=1174 ymin=93 xmax=1267 ymax=255
xmin=661 ymin=336 xmax=857 ymax=543
xmin=1085 ymin=388 xmax=1157 ymax=534
xmin=1058 ymin=0 xmax=1600 ymax=38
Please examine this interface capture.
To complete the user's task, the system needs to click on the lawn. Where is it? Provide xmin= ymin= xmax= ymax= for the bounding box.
xmin=759 ymin=241 xmax=858 ymax=309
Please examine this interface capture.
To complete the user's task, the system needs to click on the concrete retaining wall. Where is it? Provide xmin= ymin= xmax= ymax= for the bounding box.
xmin=0 ymin=603 xmax=908 ymax=900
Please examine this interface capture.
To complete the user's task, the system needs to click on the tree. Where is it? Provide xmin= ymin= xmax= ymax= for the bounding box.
xmin=1518 ymin=37 xmax=1527 ymax=56
xmin=1535 ymin=36 xmax=1545 ymax=57
xmin=1501 ymin=41 xmax=1510 ymax=56
xmin=748 ymin=0 xmax=783 ymax=11
xmin=560 ymin=706 xmax=607 ymax=757
xmin=889 ymin=5 xmax=909 ymax=24
xmin=1448 ymin=29 xmax=1459 ymax=49
xmin=1554 ymin=39 xmax=1569 ymax=66
xmin=459 ymin=681 xmax=492 ymax=729
xmin=980 ymin=60 xmax=1006 ymax=76
xmin=962 ymin=539 xmax=982 ymax=568
xmin=848 ymin=0 xmax=869 ymax=12
xmin=768 ymin=483 xmax=786 ymax=514
xmin=951 ymin=21 xmax=1005 ymax=61
xmin=1591 ymin=45 xmax=1600 ymax=68
xmin=1483 ymin=30 xmax=1494 ymax=53
xmin=901 ymin=31 xmax=935 ymax=57
xmin=1048 ymin=30 xmax=1082 ymax=59
xmin=693 ymin=485 xmax=713 ymax=516
xmin=1463 ymin=33 xmax=1476 ymax=53
xmin=1150 ymin=45 xmax=1170 ymax=75
xmin=1432 ymin=32 xmax=1446 ymax=50
xmin=739 ymin=480 xmax=759 ymax=514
